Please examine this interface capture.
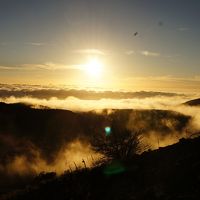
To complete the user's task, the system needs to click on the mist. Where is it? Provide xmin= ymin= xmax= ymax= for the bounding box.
xmin=1 ymin=140 xmax=101 ymax=175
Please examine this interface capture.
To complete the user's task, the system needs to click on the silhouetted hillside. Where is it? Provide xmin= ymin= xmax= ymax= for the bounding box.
xmin=2 ymin=136 xmax=200 ymax=200
xmin=0 ymin=102 xmax=84 ymax=162
xmin=0 ymin=103 xmax=191 ymax=162
xmin=0 ymin=103 xmax=191 ymax=168
xmin=0 ymin=102 xmax=194 ymax=199
xmin=184 ymin=98 xmax=200 ymax=106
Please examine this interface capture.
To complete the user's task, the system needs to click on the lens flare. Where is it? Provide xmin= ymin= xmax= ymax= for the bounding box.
xmin=104 ymin=161 xmax=125 ymax=175
xmin=105 ymin=126 xmax=111 ymax=136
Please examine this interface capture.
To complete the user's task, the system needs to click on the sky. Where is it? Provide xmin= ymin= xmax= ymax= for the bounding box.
xmin=0 ymin=0 xmax=200 ymax=92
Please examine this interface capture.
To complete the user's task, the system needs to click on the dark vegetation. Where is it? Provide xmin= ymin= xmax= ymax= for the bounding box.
xmin=2 ymin=137 xmax=200 ymax=200
xmin=91 ymin=114 xmax=145 ymax=160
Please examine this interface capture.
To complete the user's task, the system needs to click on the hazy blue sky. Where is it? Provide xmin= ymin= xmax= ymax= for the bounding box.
xmin=0 ymin=0 xmax=200 ymax=91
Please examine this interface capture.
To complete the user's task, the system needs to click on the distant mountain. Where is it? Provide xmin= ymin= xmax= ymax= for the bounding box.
xmin=184 ymin=98 xmax=200 ymax=106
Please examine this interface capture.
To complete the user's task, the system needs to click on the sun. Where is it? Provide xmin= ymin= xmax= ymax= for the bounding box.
xmin=85 ymin=57 xmax=103 ymax=77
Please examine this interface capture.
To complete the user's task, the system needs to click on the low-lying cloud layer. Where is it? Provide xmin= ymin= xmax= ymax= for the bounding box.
xmin=0 ymin=83 xmax=195 ymax=112
xmin=0 ymin=83 xmax=187 ymax=100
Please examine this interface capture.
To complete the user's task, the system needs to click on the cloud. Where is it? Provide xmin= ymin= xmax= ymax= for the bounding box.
xmin=21 ymin=62 xmax=80 ymax=71
xmin=173 ymin=105 xmax=200 ymax=130
xmin=178 ymin=27 xmax=189 ymax=32
xmin=0 ymin=94 xmax=191 ymax=112
xmin=0 ymin=65 xmax=30 ymax=71
xmin=0 ymin=62 xmax=84 ymax=71
xmin=26 ymin=42 xmax=46 ymax=46
xmin=0 ymin=66 xmax=22 ymax=70
xmin=141 ymin=51 xmax=160 ymax=57
xmin=125 ymin=50 xmax=135 ymax=55
xmin=0 ymin=84 xmax=186 ymax=100
xmin=72 ymin=48 xmax=106 ymax=55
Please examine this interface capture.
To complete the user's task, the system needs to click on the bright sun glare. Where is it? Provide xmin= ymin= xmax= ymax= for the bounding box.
xmin=85 ymin=58 xmax=103 ymax=77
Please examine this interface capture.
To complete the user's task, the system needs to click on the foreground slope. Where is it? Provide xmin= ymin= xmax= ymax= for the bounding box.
xmin=3 ymin=136 xmax=200 ymax=200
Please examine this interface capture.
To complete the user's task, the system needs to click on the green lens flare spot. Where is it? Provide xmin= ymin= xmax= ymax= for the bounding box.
xmin=104 ymin=161 xmax=125 ymax=175
xmin=105 ymin=126 xmax=111 ymax=136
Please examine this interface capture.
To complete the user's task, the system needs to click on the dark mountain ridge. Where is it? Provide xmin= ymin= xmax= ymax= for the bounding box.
xmin=0 ymin=102 xmax=196 ymax=200
xmin=184 ymin=98 xmax=200 ymax=106
xmin=0 ymin=102 xmax=191 ymax=164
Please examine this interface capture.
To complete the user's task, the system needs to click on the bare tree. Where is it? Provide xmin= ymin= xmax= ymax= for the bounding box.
xmin=91 ymin=121 xmax=143 ymax=160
